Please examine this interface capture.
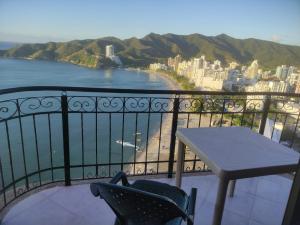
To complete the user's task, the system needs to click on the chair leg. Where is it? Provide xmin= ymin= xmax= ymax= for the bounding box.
xmin=228 ymin=180 xmax=236 ymax=197
xmin=187 ymin=188 xmax=197 ymax=225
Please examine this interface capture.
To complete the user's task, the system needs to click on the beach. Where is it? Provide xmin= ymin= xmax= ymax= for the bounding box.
xmin=126 ymin=69 xmax=211 ymax=174
xmin=126 ymin=68 xmax=182 ymax=91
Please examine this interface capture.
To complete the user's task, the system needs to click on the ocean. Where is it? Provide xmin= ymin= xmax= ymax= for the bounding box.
xmin=0 ymin=58 xmax=172 ymax=185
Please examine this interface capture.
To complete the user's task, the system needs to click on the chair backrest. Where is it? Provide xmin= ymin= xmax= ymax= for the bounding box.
xmin=91 ymin=182 xmax=186 ymax=225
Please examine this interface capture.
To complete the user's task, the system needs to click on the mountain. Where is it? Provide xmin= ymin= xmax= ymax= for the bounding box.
xmin=1 ymin=33 xmax=300 ymax=69
xmin=0 ymin=41 xmax=22 ymax=50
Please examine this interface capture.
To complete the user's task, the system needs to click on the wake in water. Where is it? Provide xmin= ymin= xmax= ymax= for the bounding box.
xmin=116 ymin=140 xmax=142 ymax=152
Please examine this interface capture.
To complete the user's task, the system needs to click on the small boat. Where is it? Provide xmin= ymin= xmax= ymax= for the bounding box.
xmin=116 ymin=140 xmax=141 ymax=151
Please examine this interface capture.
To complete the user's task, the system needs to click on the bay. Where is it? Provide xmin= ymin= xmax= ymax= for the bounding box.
xmin=0 ymin=58 xmax=169 ymax=89
xmin=0 ymin=59 xmax=172 ymax=187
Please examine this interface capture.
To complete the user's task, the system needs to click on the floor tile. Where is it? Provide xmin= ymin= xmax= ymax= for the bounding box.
xmin=254 ymin=177 xmax=291 ymax=203
xmin=250 ymin=197 xmax=287 ymax=225
xmin=3 ymin=199 xmax=79 ymax=225
xmin=3 ymin=191 xmax=48 ymax=221
xmin=225 ymin=191 xmax=256 ymax=218
xmin=2 ymin=174 xmax=291 ymax=225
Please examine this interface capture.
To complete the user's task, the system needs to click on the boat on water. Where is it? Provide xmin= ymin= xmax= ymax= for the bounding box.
xmin=116 ymin=140 xmax=141 ymax=152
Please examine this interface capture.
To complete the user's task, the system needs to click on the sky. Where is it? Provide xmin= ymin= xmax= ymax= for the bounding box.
xmin=0 ymin=0 xmax=300 ymax=46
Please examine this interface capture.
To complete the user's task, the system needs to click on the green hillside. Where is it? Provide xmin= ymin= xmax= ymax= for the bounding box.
xmin=1 ymin=33 xmax=300 ymax=69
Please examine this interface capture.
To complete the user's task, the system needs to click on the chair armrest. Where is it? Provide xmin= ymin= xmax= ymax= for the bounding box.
xmin=109 ymin=171 xmax=129 ymax=186
xmin=90 ymin=183 xmax=101 ymax=197
xmin=187 ymin=188 xmax=197 ymax=225
xmin=90 ymin=172 xmax=129 ymax=197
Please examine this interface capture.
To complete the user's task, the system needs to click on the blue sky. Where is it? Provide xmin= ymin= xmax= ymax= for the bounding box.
xmin=0 ymin=0 xmax=299 ymax=45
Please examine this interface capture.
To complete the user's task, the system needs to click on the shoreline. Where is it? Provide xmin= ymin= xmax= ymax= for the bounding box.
xmin=126 ymin=68 xmax=182 ymax=174
xmin=126 ymin=68 xmax=182 ymax=91
xmin=126 ymin=68 xmax=211 ymax=175
xmin=143 ymin=69 xmax=182 ymax=91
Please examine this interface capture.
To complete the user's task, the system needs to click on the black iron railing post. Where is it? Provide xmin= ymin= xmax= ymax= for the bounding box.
xmin=282 ymin=158 xmax=300 ymax=225
xmin=259 ymin=95 xmax=271 ymax=135
xmin=61 ymin=92 xmax=71 ymax=186
xmin=168 ymin=97 xmax=180 ymax=178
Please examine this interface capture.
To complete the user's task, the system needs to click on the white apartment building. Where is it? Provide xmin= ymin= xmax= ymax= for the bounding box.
xmin=229 ymin=61 xmax=239 ymax=69
xmin=276 ymin=65 xmax=296 ymax=81
xmin=149 ymin=63 xmax=168 ymax=71
xmin=287 ymin=72 xmax=300 ymax=86
xmin=245 ymin=81 xmax=288 ymax=92
xmin=245 ymin=60 xmax=259 ymax=79
xmin=105 ymin=45 xmax=122 ymax=65
xmin=105 ymin=45 xmax=114 ymax=58
xmin=167 ymin=54 xmax=182 ymax=71
xmin=177 ymin=60 xmax=193 ymax=77
xmin=195 ymin=76 xmax=224 ymax=90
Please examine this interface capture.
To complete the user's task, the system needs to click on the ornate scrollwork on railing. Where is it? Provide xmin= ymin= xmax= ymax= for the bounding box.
xmin=86 ymin=171 xmax=96 ymax=179
xmin=204 ymin=97 xmax=225 ymax=112
xmin=151 ymin=98 xmax=173 ymax=112
xmin=244 ymin=97 xmax=265 ymax=112
xmin=97 ymin=97 xmax=124 ymax=112
xmin=28 ymin=181 xmax=41 ymax=190
xmin=179 ymin=96 xmax=230 ymax=113
xmin=136 ymin=168 xmax=144 ymax=175
xmin=0 ymin=100 xmax=18 ymax=121
xmin=196 ymin=166 xmax=202 ymax=171
xmin=124 ymin=97 xmax=150 ymax=112
xmin=270 ymin=97 xmax=300 ymax=114
xmin=148 ymin=168 xmax=155 ymax=174
xmin=16 ymin=186 xmax=27 ymax=196
xmin=18 ymin=96 xmax=61 ymax=115
xmin=68 ymin=96 xmax=96 ymax=112
xmin=224 ymin=98 xmax=245 ymax=113
xmin=179 ymin=97 xmax=203 ymax=112
xmin=184 ymin=166 xmax=191 ymax=172
xmin=178 ymin=95 xmax=266 ymax=114
xmin=100 ymin=168 xmax=108 ymax=177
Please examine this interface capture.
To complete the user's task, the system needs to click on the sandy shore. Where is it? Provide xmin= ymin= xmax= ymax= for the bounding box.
xmin=126 ymin=69 xmax=211 ymax=175
xmin=143 ymin=69 xmax=182 ymax=90
xmin=126 ymin=68 xmax=182 ymax=90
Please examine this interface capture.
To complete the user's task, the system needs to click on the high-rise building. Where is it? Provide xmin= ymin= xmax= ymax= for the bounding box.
xmin=105 ymin=45 xmax=122 ymax=65
xmin=174 ymin=55 xmax=182 ymax=64
xmin=276 ymin=66 xmax=283 ymax=78
xmin=106 ymin=45 xmax=115 ymax=58
xmin=193 ymin=58 xmax=201 ymax=70
xmin=174 ymin=54 xmax=182 ymax=71
xmin=229 ymin=61 xmax=239 ymax=69
xmin=167 ymin=54 xmax=182 ymax=71
xmin=295 ymin=82 xmax=300 ymax=94
xmin=212 ymin=60 xmax=221 ymax=70
xmin=287 ymin=66 xmax=295 ymax=77
xmin=276 ymin=65 xmax=290 ymax=80
xmin=245 ymin=60 xmax=259 ymax=79
xmin=167 ymin=57 xmax=174 ymax=67
xmin=281 ymin=65 xmax=288 ymax=80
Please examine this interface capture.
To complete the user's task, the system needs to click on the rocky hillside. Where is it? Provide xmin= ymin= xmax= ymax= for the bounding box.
xmin=1 ymin=33 xmax=300 ymax=69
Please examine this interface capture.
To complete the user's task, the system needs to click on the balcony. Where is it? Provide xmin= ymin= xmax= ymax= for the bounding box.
xmin=0 ymin=174 xmax=293 ymax=225
xmin=0 ymin=86 xmax=299 ymax=225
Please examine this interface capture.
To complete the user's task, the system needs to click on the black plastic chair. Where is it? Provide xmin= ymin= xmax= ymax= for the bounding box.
xmin=90 ymin=172 xmax=197 ymax=225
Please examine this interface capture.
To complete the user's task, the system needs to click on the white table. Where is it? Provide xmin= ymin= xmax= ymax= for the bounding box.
xmin=175 ymin=127 xmax=300 ymax=225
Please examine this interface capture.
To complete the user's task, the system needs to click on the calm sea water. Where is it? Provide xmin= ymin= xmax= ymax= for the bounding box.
xmin=0 ymin=58 xmax=169 ymax=89
xmin=0 ymin=59 xmax=171 ymax=186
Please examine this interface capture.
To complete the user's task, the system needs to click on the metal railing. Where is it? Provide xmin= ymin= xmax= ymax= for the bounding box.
xmin=0 ymin=86 xmax=299 ymax=213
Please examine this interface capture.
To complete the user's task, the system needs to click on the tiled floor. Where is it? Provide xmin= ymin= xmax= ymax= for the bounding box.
xmin=2 ymin=174 xmax=292 ymax=225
